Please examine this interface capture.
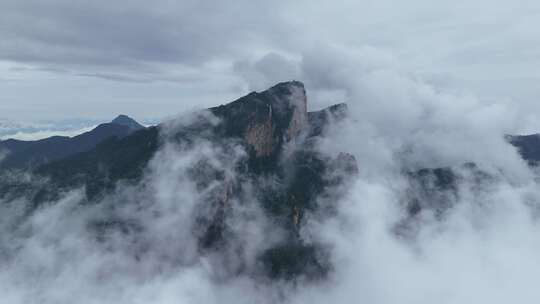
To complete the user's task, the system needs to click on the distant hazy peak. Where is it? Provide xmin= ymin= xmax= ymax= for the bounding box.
xmin=111 ymin=115 xmax=144 ymax=131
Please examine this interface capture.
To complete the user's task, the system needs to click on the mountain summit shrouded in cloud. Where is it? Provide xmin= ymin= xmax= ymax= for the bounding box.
xmin=0 ymin=81 xmax=358 ymax=284
xmin=2 ymin=80 xmax=540 ymax=303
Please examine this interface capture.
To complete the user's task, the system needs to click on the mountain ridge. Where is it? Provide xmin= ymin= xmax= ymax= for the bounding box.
xmin=0 ymin=81 xmax=358 ymax=280
xmin=0 ymin=115 xmax=145 ymax=170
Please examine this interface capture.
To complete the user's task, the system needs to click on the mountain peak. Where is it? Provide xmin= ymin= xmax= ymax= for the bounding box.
xmin=111 ymin=115 xmax=144 ymax=131
xmin=269 ymin=80 xmax=305 ymax=90
xmin=210 ymin=81 xmax=308 ymax=158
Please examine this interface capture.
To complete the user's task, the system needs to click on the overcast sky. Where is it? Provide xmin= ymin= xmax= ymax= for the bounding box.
xmin=2 ymin=0 xmax=540 ymax=127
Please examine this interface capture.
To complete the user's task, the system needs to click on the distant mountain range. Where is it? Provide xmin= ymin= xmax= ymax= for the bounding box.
xmin=0 ymin=115 xmax=144 ymax=170
xmin=0 ymin=81 xmax=538 ymax=280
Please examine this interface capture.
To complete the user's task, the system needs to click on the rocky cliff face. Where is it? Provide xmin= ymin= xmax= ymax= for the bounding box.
xmin=242 ymin=81 xmax=308 ymax=151
xmin=210 ymin=81 xmax=309 ymax=160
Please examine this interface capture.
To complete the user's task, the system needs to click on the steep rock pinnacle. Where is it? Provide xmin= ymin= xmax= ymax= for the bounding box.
xmin=211 ymin=81 xmax=308 ymax=158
